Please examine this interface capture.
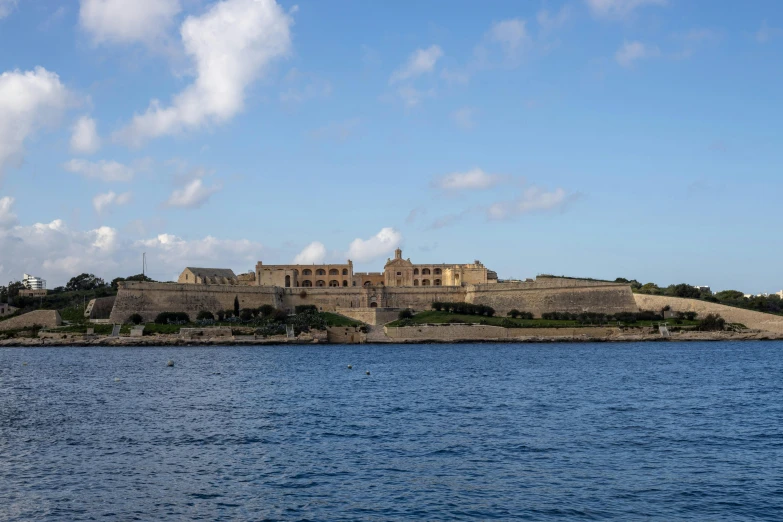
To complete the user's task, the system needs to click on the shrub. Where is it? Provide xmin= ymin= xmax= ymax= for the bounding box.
xmin=154 ymin=312 xmax=189 ymax=324
xmin=519 ymin=312 xmax=534 ymax=320
xmin=697 ymin=314 xmax=725 ymax=331
xmin=398 ymin=308 xmax=414 ymax=320
xmin=501 ymin=318 xmax=517 ymax=328
xmin=239 ymin=309 xmax=253 ymax=321
xmin=197 ymin=311 xmax=214 ymax=321
xmin=216 ymin=310 xmax=225 ymax=321
xmin=258 ymin=304 xmax=276 ymax=317
xmin=128 ymin=313 xmax=143 ymax=325
xmin=509 ymin=309 xmax=520 ymax=318
xmin=432 ymin=302 xmax=443 ymax=311
xmin=684 ymin=312 xmax=697 ymax=321
xmin=295 ymin=305 xmax=318 ymax=315
xmin=273 ymin=309 xmax=289 ymax=322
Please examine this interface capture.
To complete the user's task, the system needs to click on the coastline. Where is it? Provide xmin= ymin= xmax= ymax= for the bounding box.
xmin=2 ymin=329 xmax=782 ymax=347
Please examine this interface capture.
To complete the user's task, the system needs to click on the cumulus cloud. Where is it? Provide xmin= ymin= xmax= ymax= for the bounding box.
xmin=347 ymin=227 xmax=402 ymax=263
xmin=390 ymin=45 xmax=443 ymax=83
xmin=293 ymin=241 xmax=327 ymax=264
xmin=432 ymin=168 xmax=506 ymax=191
xmin=452 ymin=107 xmax=476 ymax=130
xmin=79 ymin=0 xmax=181 ymax=46
xmin=537 ymin=6 xmax=571 ymax=32
xmin=487 ymin=19 xmax=530 ymax=59
xmin=166 ymin=178 xmax=221 ymax=208
xmin=585 ymin=0 xmax=666 ymax=20
xmin=70 ymin=115 xmax=101 ymax=154
xmin=63 ymin=159 xmax=135 ymax=182
xmin=487 ymin=186 xmax=572 ymax=220
xmin=0 ymin=0 xmax=18 ymax=19
xmin=93 ymin=191 xmax=132 ymax=214
xmin=0 ymin=67 xmax=71 ymax=178
xmin=615 ymin=40 xmax=660 ymax=67
xmin=0 ymin=196 xmax=18 ymax=229
xmin=116 ymin=0 xmax=292 ymax=145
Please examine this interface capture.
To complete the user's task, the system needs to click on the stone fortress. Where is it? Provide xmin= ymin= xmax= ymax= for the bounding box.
xmin=109 ymin=248 xmax=640 ymax=323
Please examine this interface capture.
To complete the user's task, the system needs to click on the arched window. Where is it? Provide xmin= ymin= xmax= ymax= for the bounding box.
xmin=316 ymin=280 xmax=326 ymax=287
xmin=422 ymin=279 xmax=430 ymax=286
xmin=303 ymin=269 xmax=312 ymax=276
xmin=364 ymin=281 xmax=372 ymax=287
xmin=285 ymin=275 xmax=291 ymax=288
xmin=329 ymin=269 xmax=339 ymax=275
xmin=342 ymin=269 xmax=348 ymax=275
xmin=302 ymin=280 xmax=312 ymax=287
xmin=434 ymin=268 xmax=442 ymax=275
xmin=413 ymin=279 xmax=419 ymax=286
xmin=413 ymin=268 xmax=419 ymax=275
xmin=434 ymin=279 xmax=441 ymax=286
xmin=329 ymin=280 xmax=339 ymax=287
xmin=422 ymin=268 xmax=431 ymax=275
xmin=316 ymin=269 xmax=326 ymax=276
xmin=343 ymin=280 xmax=348 ymax=287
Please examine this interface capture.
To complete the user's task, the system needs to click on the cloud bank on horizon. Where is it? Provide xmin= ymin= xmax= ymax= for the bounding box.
xmin=0 ymin=0 xmax=781 ymax=292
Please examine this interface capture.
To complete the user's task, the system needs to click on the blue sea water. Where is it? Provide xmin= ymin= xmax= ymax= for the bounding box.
xmin=1 ymin=342 xmax=782 ymax=521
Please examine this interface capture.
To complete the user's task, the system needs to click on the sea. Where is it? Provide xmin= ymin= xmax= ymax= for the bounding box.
xmin=1 ymin=341 xmax=782 ymax=521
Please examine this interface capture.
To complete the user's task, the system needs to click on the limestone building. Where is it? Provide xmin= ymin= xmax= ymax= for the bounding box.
xmin=178 ymin=267 xmax=239 ymax=285
xmin=253 ymin=248 xmax=497 ymax=288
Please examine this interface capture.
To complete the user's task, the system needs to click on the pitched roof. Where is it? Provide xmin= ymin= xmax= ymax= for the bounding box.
xmin=185 ymin=267 xmax=237 ymax=279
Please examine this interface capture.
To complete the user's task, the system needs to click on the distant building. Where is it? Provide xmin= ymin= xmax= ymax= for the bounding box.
xmin=22 ymin=273 xmax=46 ymax=290
xmin=178 ymin=267 xmax=240 ymax=285
xmin=0 ymin=303 xmax=17 ymax=316
xmin=777 ymin=291 xmax=783 ymax=299
xmin=695 ymin=285 xmax=711 ymax=293
xmin=19 ymin=289 xmax=47 ymax=298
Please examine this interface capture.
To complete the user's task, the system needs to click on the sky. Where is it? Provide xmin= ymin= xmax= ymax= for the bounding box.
xmin=0 ymin=0 xmax=781 ymax=293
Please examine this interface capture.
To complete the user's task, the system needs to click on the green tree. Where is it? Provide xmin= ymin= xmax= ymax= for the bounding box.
xmin=715 ymin=290 xmax=745 ymax=301
xmin=66 ymin=273 xmax=107 ymax=292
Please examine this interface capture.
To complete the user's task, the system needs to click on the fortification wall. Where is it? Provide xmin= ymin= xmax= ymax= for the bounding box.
xmin=466 ymin=280 xmax=638 ymax=316
xmin=109 ymin=278 xmax=638 ymax=324
xmin=0 ymin=310 xmax=62 ymax=331
xmin=109 ymin=282 xmax=281 ymax=323
xmin=335 ymin=307 xmax=401 ymax=326
xmin=634 ymin=294 xmax=783 ymax=334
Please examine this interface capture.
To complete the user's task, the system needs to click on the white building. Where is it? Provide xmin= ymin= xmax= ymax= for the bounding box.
xmin=777 ymin=291 xmax=783 ymax=299
xmin=22 ymin=273 xmax=46 ymax=290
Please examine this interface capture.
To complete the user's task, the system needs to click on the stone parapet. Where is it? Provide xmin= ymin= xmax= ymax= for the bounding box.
xmin=0 ymin=310 xmax=62 ymax=331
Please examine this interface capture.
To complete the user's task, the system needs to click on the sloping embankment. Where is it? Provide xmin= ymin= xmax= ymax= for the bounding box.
xmin=634 ymin=294 xmax=783 ymax=334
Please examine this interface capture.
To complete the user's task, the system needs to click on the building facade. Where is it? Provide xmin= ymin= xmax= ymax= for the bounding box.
xmin=178 ymin=267 xmax=239 ymax=285
xmin=22 ymin=273 xmax=46 ymax=290
xmin=251 ymin=248 xmax=497 ymax=289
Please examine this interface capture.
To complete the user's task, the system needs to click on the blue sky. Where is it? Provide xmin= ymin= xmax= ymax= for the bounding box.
xmin=0 ymin=0 xmax=781 ymax=292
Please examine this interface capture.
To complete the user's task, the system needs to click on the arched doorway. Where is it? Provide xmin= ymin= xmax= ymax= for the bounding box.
xmin=285 ymin=275 xmax=291 ymax=287
xmin=370 ymin=302 xmax=378 ymax=308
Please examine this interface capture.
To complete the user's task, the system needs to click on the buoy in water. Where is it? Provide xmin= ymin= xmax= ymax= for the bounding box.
xmin=347 ymin=365 xmax=353 ymax=369
xmin=366 ymin=371 xmax=371 ymax=375
xmin=167 ymin=360 xmax=174 ymax=367
xmin=113 ymin=377 xmax=121 ymax=382
xmin=22 ymin=362 xmax=28 ymax=366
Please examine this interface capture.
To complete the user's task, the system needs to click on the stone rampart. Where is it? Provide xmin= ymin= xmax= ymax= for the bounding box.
xmin=0 ymin=310 xmax=62 ymax=331
xmin=326 ymin=327 xmax=368 ymax=344
xmin=109 ymin=282 xmax=281 ymax=323
xmin=335 ymin=307 xmax=402 ymax=325
xmin=467 ymin=279 xmax=638 ymax=316
xmin=634 ymin=294 xmax=783 ymax=334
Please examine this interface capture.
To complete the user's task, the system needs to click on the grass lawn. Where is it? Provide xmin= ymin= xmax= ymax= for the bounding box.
xmin=387 ymin=310 xmax=700 ymax=329
xmin=321 ymin=312 xmax=363 ymax=327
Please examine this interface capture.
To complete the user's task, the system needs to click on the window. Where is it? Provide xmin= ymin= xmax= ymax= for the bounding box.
xmin=422 ymin=268 xmax=431 ymax=275
xmin=396 ymin=272 xmax=402 ymax=276
xmin=434 ymin=268 xmax=442 ymax=275
xmin=303 ymin=269 xmax=312 ymax=276
xmin=414 ymin=268 xmax=419 ymax=275
xmin=413 ymin=280 xmax=419 ymax=286
xmin=285 ymin=275 xmax=291 ymax=288
xmin=329 ymin=269 xmax=339 ymax=275
xmin=302 ymin=280 xmax=312 ymax=287
xmin=434 ymin=279 xmax=441 ymax=286
xmin=342 ymin=269 xmax=348 ymax=275
xmin=316 ymin=280 xmax=326 ymax=287
xmin=422 ymin=279 xmax=430 ymax=286
xmin=329 ymin=280 xmax=339 ymax=287
xmin=316 ymin=269 xmax=326 ymax=276
xmin=343 ymin=281 xmax=348 ymax=287
xmin=186 ymin=274 xmax=189 ymax=280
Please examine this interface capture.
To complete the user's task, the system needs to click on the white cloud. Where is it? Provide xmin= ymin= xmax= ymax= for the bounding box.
xmin=70 ymin=115 xmax=101 ymax=154
xmin=347 ymin=227 xmax=402 ymax=263
xmin=63 ymin=159 xmax=135 ymax=182
xmin=487 ymin=186 xmax=570 ymax=219
xmin=756 ymin=21 xmax=782 ymax=44
xmin=166 ymin=178 xmax=221 ymax=208
xmin=452 ymin=107 xmax=476 ymax=130
xmin=293 ymin=241 xmax=327 ymax=264
xmin=615 ymin=40 xmax=660 ymax=67
xmin=390 ymin=45 xmax=443 ymax=83
xmin=585 ymin=0 xmax=666 ymax=20
xmin=432 ymin=168 xmax=506 ymax=191
xmin=0 ymin=0 xmax=18 ymax=19
xmin=537 ymin=6 xmax=571 ymax=32
xmin=116 ymin=0 xmax=292 ymax=145
xmin=79 ymin=0 xmax=181 ymax=46
xmin=0 ymin=196 xmax=18 ymax=229
xmin=488 ymin=19 xmax=530 ymax=59
xmin=92 ymin=191 xmax=132 ymax=214
xmin=396 ymin=85 xmax=435 ymax=108
xmin=0 ymin=67 xmax=71 ymax=178
xmin=136 ymin=233 xmax=262 ymax=277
